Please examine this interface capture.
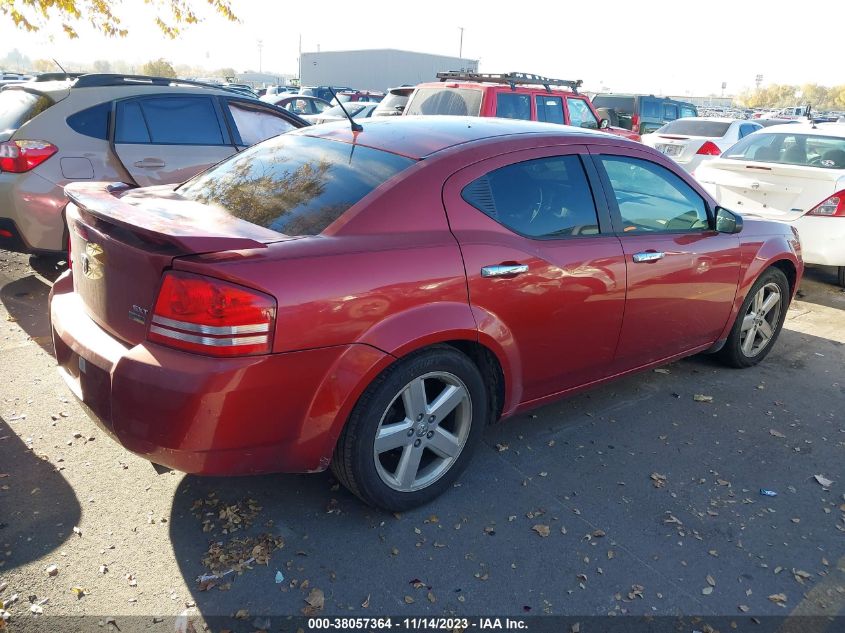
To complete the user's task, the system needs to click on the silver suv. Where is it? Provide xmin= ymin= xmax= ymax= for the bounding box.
xmin=0 ymin=74 xmax=307 ymax=254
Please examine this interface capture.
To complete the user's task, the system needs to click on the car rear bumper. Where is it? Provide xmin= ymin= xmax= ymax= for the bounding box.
xmin=793 ymin=215 xmax=845 ymax=266
xmin=49 ymin=271 xmax=389 ymax=475
xmin=0 ymin=171 xmax=68 ymax=253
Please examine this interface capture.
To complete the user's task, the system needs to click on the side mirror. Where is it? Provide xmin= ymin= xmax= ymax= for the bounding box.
xmin=715 ymin=206 xmax=743 ymax=234
xmin=599 ymin=118 xmax=610 ymax=129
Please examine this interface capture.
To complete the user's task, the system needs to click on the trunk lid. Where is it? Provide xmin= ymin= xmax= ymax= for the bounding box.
xmin=697 ymin=159 xmax=842 ymax=221
xmin=64 ymin=182 xmax=284 ymax=345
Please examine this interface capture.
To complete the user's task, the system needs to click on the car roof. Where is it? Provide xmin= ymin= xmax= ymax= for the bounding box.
xmin=415 ymin=80 xmax=579 ymax=95
xmin=757 ymin=123 xmax=845 ymax=137
xmin=295 ymin=115 xmax=610 ymax=159
xmin=669 ymin=117 xmax=740 ymax=123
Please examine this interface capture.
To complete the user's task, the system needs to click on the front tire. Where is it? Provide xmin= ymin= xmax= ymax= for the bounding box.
xmin=837 ymin=266 xmax=844 ymax=288
xmin=332 ymin=347 xmax=487 ymax=511
xmin=718 ymin=267 xmax=789 ymax=368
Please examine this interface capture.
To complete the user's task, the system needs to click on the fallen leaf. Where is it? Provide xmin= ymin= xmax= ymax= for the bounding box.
xmin=706 ymin=575 xmax=716 ymax=587
xmin=769 ymin=429 xmax=786 ymax=438
xmin=650 ymin=473 xmax=667 ymax=488
xmin=814 ymin=475 xmax=834 ymax=488
xmin=653 ymin=368 xmax=670 ymax=374
xmin=592 ymin=529 xmax=606 ymax=538
xmin=768 ymin=593 xmax=787 ymax=605
xmin=693 ymin=394 xmax=714 ymax=403
xmin=403 ymin=595 xmax=414 ymax=604
xmin=532 ymin=524 xmax=551 ymax=538
xmin=71 ymin=587 xmax=86 ymax=599
xmin=739 ymin=605 xmax=750 ymax=613
xmin=234 ymin=609 xmax=250 ymax=620
xmin=495 ymin=443 xmax=509 ymax=452
xmin=427 ymin=591 xmax=436 ymax=603
xmin=72 ymin=526 xmax=82 ymax=537
xmin=702 ymin=587 xmax=713 ymax=595
xmin=45 ymin=565 xmax=58 ymax=577
xmin=361 ymin=594 xmax=370 ymax=609
xmin=301 ymin=588 xmax=325 ymax=615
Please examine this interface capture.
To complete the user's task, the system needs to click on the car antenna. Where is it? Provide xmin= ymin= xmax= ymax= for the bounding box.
xmin=328 ymin=88 xmax=363 ymax=132
xmin=51 ymin=58 xmax=70 ymax=80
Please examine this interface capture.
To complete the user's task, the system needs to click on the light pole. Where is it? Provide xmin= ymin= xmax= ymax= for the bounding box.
xmin=458 ymin=27 xmax=464 ymax=59
xmin=257 ymin=40 xmax=263 ymax=73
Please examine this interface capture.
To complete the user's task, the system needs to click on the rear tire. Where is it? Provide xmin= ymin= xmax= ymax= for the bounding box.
xmin=838 ymin=266 xmax=845 ymax=288
xmin=718 ymin=268 xmax=789 ymax=368
xmin=331 ymin=346 xmax=487 ymax=511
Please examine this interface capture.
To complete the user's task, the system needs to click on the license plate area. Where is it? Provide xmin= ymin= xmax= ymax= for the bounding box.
xmin=656 ymin=143 xmax=683 ymax=157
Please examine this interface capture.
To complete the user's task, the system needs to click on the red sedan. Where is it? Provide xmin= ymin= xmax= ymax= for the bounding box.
xmin=50 ymin=117 xmax=803 ymax=510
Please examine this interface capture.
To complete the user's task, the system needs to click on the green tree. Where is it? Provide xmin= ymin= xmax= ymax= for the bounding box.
xmin=1 ymin=0 xmax=237 ymax=39
xmin=141 ymin=58 xmax=176 ymax=78
xmin=32 ymin=58 xmax=55 ymax=72
xmin=92 ymin=59 xmax=111 ymax=73
xmin=214 ymin=67 xmax=238 ymax=79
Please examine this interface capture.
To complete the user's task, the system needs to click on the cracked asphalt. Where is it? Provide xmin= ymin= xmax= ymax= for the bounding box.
xmin=1 ymin=251 xmax=843 ymax=631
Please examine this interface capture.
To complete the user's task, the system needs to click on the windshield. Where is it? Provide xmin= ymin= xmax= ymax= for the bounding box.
xmin=723 ymin=132 xmax=845 ymax=169
xmin=322 ymin=104 xmax=368 ymax=118
xmin=0 ymin=89 xmax=54 ymax=140
xmin=657 ymin=120 xmax=732 ymax=137
xmin=405 ymin=88 xmax=483 ymax=116
xmin=178 ymin=134 xmax=414 ymax=236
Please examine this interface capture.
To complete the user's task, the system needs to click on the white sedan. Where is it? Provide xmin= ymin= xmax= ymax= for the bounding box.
xmin=301 ymin=102 xmax=378 ymax=125
xmin=696 ymin=123 xmax=845 ymax=286
xmin=643 ymin=118 xmax=762 ymax=173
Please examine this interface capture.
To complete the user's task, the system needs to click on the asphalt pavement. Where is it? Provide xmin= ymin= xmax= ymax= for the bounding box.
xmin=1 ymin=251 xmax=843 ymax=632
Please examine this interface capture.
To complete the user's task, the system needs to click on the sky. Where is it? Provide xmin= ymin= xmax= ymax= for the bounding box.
xmin=1 ymin=0 xmax=842 ymax=95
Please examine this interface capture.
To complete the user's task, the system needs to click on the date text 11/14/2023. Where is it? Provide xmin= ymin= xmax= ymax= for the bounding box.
xmin=307 ymin=617 xmax=528 ymax=630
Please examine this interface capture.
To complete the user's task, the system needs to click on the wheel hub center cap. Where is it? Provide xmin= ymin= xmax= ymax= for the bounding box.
xmin=416 ymin=423 xmax=429 ymax=437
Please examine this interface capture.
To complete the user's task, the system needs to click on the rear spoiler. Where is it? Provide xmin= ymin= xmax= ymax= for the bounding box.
xmin=65 ymin=182 xmax=274 ymax=252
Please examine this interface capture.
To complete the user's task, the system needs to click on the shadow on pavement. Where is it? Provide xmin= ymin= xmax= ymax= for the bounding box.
xmin=796 ymin=265 xmax=845 ymax=311
xmin=0 ymin=273 xmax=54 ymax=355
xmin=0 ymin=415 xmax=82 ymax=570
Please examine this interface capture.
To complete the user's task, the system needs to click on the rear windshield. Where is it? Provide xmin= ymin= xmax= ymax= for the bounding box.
xmin=177 ymin=134 xmax=414 ymax=236
xmin=591 ymin=95 xmax=635 ymax=114
xmin=723 ymin=132 xmax=845 ymax=169
xmin=657 ymin=120 xmax=732 ymax=137
xmin=405 ymin=88 xmax=483 ymax=116
xmin=374 ymin=90 xmax=411 ymax=115
xmin=0 ymin=89 xmax=54 ymax=139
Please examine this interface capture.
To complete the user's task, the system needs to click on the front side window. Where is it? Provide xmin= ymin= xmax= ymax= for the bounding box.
xmin=495 ymin=93 xmax=531 ymax=120
xmin=404 ymin=88 xmax=483 ymax=116
xmin=227 ymin=102 xmax=295 ymax=146
xmin=178 ymin=134 xmax=414 ymax=236
xmin=566 ymin=98 xmax=598 ymax=129
xmin=680 ymin=106 xmax=697 ymax=118
xmin=115 ymin=97 xmax=225 ymax=145
xmin=598 ymin=155 xmax=709 ymax=232
xmin=461 ymin=155 xmax=600 ymax=238
xmin=535 ymin=96 xmax=564 ymax=124
xmin=723 ymin=132 xmax=845 ymax=168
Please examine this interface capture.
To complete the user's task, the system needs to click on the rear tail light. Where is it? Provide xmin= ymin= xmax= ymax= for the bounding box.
xmin=806 ymin=190 xmax=845 ymax=217
xmin=696 ymin=141 xmax=722 ymax=156
xmin=0 ymin=140 xmax=58 ymax=173
xmin=147 ymin=271 xmax=276 ymax=357
xmin=631 ymin=113 xmax=640 ymax=134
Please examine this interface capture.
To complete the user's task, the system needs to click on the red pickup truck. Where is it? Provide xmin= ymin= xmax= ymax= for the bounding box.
xmin=404 ymin=71 xmax=641 ymax=142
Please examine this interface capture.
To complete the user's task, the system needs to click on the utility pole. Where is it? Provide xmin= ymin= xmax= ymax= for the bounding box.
xmin=257 ymin=40 xmax=263 ymax=73
xmin=459 ymin=27 xmax=464 ymax=59
xmin=298 ymin=33 xmax=302 ymax=86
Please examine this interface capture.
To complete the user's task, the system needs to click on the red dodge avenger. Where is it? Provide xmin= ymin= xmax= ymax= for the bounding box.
xmin=50 ymin=116 xmax=802 ymax=510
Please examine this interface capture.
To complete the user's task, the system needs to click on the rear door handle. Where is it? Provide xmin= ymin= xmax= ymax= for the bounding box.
xmin=632 ymin=251 xmax=665 ymax=263
xmin=133 ymin=159 xmax=166 ymax=169
xmin=481 ymin=264 xmax=529 ymax=277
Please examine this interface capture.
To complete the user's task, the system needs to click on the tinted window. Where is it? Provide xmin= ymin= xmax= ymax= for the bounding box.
xmin=663 ymin=104 xmax=679 ymax=120
xmin=739 ymin=123 xmax=760 ymax=138
xmin=680 ymin=106 xmax=697 ymax=118
xmin=140 ymin=97 xmax=224 ymax=145
xmin=227 ymin=102 xmax=295 ymax=146
xmin=0 ymin=89 xmax=54 ymax=139
xmin=598 ymin=155 xmax=709 ymax=232
xmin=405 ymin=88 xmax=483 ymax=116
xmin=495 ymin=93 xmax=531 ymax=120
xmin=535 ymin=96 xmax=564 ymax=124
xmin=591 ymin=95 xmax=635 ymax=114
xmin=657 ymin=120 xmax=731 ymax=137
xmin=178 ymin=134 xmax=414 ymax=236
xmin=723 ymin=132 xmax=845 ymax=168
xmin=566 ymin=98 xmax=598 ymax=129
xmin=67 ymin=102 xmax=110 ymax=140
xmin=462 ymin=155 xmax=600 ymax=238
xmin=114 ymin=101 xmax=150 ymax=143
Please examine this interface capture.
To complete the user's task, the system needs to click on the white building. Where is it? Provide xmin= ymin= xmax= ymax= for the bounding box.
xmin=300 ymin=49 xmax=478 ymax=92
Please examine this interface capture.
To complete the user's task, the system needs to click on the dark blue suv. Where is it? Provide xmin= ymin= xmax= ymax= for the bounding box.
xmin=591 ymin=94 xmax=697 ymax=135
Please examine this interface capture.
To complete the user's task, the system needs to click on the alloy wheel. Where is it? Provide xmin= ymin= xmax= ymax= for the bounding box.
xmin=740 ymin=282 xmax=782 ymax=357
xmin=373 ymin=371 xmax=472 ymax=492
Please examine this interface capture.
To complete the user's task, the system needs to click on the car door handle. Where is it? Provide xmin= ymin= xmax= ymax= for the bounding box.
xmin=133 ymin=159 xmax=166 ymax=168
xmin=481 ymin=264 xmax=529 ymax=277
xmin=632 ymin=251 xmax=666 ymax=263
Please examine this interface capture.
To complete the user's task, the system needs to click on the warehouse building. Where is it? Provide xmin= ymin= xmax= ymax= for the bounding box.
xmin=300 ymin=49 xmax=478 ymax=92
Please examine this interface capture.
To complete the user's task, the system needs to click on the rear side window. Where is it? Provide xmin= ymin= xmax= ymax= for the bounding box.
xmin=405 ymin=88 xmax=483 ymax=116
xmin=177 ymin=134 xmax=414 ymax=236
xmin=0 ymin=90 xmax=54 ymax=138
xmin=115 ymin=97 xmax=225 ymax=145
xmin=663 ymin=104 xmax=679 ymax=120
xmin=461 ymin=155 xmax=600 ymax=238
xmin=535 ymin=96 xmax=564 ymax=124
xmin=640 ymin=100 xmax=660 ymax=118
xmin=591 ymin=95 xmax=635 ymax=114
xmin=680 ymin=106 xmax=697 ymax=118
xmin=67 ymin=102 xmax=110 ymax=140
xmin=495 ymin=93 xmax=531 ymax=120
